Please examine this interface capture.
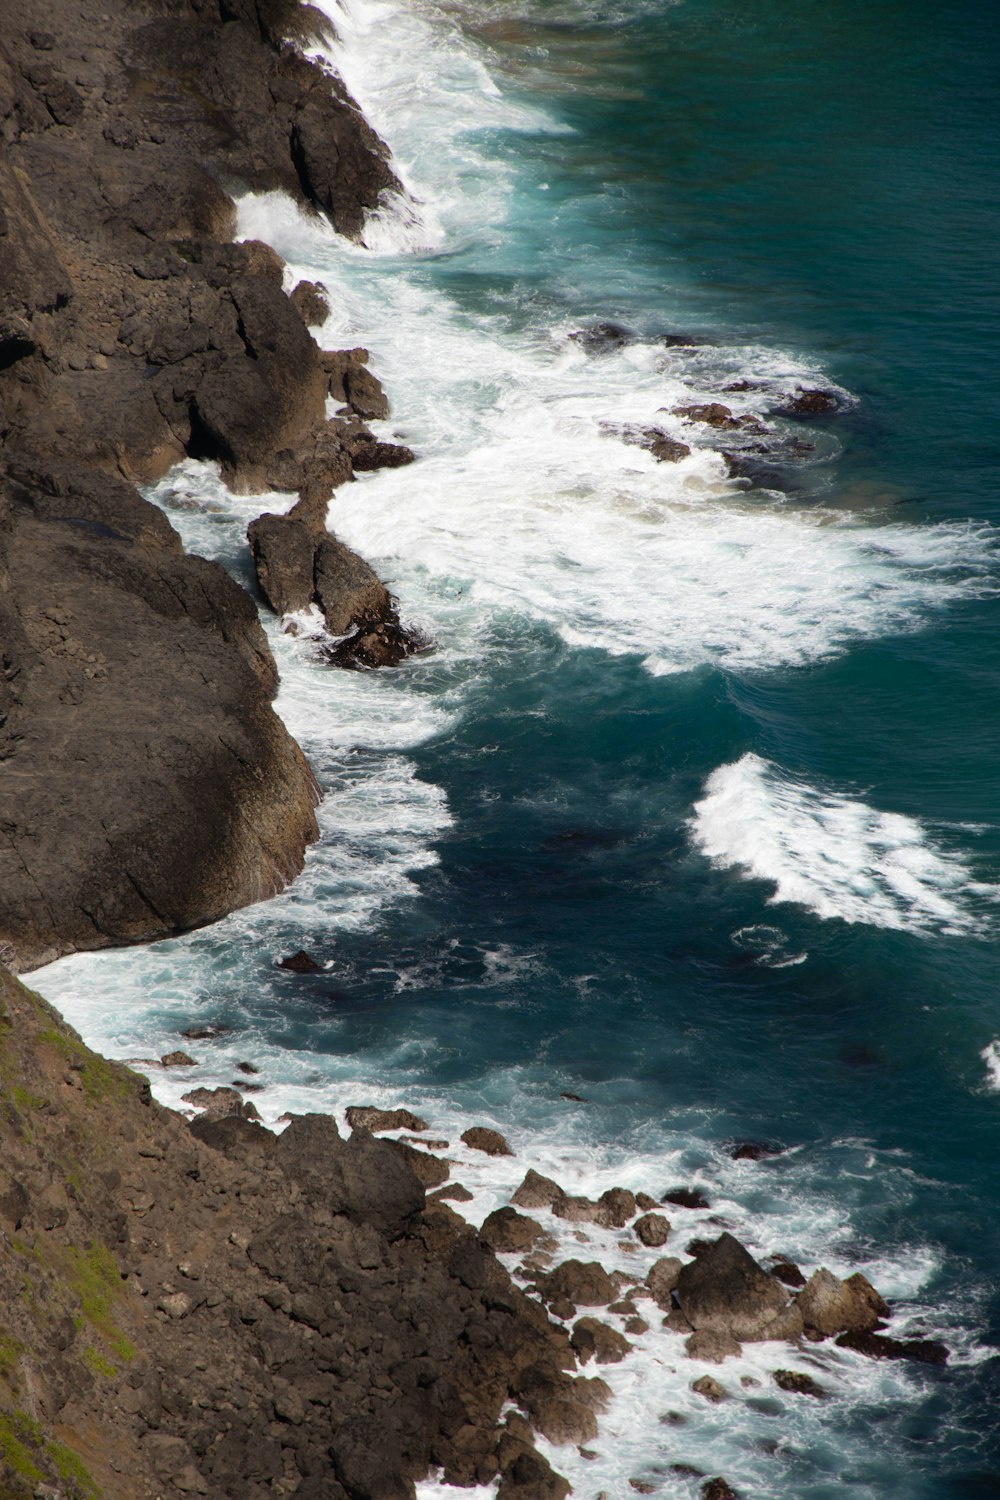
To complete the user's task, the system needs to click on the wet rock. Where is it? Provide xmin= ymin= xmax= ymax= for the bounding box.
xmin=685 ymin=1330 xmax=742 ymax=1364
xmin=180 ymin=1023 xmax=231 ymax=1040
xmin=497 ymin=1441 xmax=571 ymax=1500
xmin=645 ymin=1257 xmax=683 ymax=1308
xmin=634 ymin=1212 xmax=670 ymax=1248
xmin=512 ymin=1169 xmax=566 ymax=1210
xmin=560 ymin=1091 xmax=587 ymax=1102
xmin=346 ymin=1105 xmax=428 ymax=1133
xmin=235 ymin=1062 xmax=259 ymax=1075
xmin=343 ymin=362 xmax=390 ymax=421
xmin=596 ymin=1188 xmax=637 ymax=1228
xmin=702 ymin=1479 xmax=739 ymax=1500
xmin=461 ymin=1126 xmax=513 ymax=1157
xmin=480 ymin=1208 xmax=546 ymax=1254
xmin=624 ymin=1316 xmax=649 ymax=1335
xmin=289 ymin=280 xmax=330 ymax=327
xmin=571 ymin=1316 xmax=631 ymax=1366
xmin=662 ymin=1187 xmax=711 ymax=1210
xmin=835 ymin=1330 xmax=949 ymax=1365
xmin=726 ymin=1139 xmax=786 ymax=1161
xmin=569 ymin=321 xmax=635 ymax=352
xmin=277 ymin=950 xmax=322 ymax=973
xmin=675 ymin=1233 xmax=790 ymax=1340
xmin=161 ymin=1052 xmax=196 ymax=1067
xmin=686 ymin=1238 xmax=712 ymax=1258
xmin=775 ymin=387 xmax=840 ymax=417
xmin=540 ymin=1260 xmax=616 ymax=1309
xmin=772 ymin=1369 xmax=827 ymax=1398
xmin=691 ymin=1375 xmax=726 ymax=1402
xmin=671 ymin=402 xmax=743 ymax=430
xmin=796 ymin=1267 xmax=886 ymax=1337
xmin=635 ymin=1193 xmax=658 ymax=1212
xmin=628 ymin=1481 xmax=656 ymax=1495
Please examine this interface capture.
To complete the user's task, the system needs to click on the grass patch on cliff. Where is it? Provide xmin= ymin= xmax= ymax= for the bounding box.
xmin=35 ymin=1027 xmax=136 ymax=1103
xmin=47 ymin=1438 xmax=97 ymax=1494
xmin=66 ymin=1243 xmax=134 ymax=1363
xmin=0 ymin=1412 xmax=44 ymax=1484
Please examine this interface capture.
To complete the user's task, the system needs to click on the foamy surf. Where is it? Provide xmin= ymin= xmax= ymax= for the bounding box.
xmin=691 ymin=753 xmax=1000 ymax=936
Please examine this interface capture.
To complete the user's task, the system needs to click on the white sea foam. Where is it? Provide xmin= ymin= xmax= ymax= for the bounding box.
xmin=692 ymin=753 xmax=1000 ymax=935
xmin=981 ymin=1041 xmax=1000 ymax=1091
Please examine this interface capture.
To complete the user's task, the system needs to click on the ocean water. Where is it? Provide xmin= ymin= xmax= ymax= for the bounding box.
xmin=35 ymin=0 xmax=1000 ymax=1495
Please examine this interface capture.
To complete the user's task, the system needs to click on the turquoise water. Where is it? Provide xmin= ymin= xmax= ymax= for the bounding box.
xmin=38 ymin=0 xmax=1000 ymax=1494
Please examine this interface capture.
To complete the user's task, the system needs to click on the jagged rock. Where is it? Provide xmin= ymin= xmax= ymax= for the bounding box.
xmin=389 ymin=1139 xmax=450 ymax=1190
xmin=691 ymin=1375 xmax=726 ymax=1402
xmin=461 ymin=1126 xmax=513 ymax=1157
xmin=727 ymin=1138 xmax=785 ymax=1161
xmin=161 ymin=1051 xmax=196 ymax=1067
xmin=634 ymin=1212 xmax=670 ymax=1247
xmin=540 ymin=1260 xmax=616 ymax=1309
xmin=346 ymin=1105 xmax=428 ymax=1133
xmin=775 ymin=387 xmax=840 ymax=417
xmin=512 ymin=1169 xmax=566 ymax=1210
xmin=635 ymin=1192 xmax=657 ymax=1212
xmin=674 ymin=1233 xmax=790 ymax=1340
xmin=277 ymin=950 xmax=322 ymax=972
xmin=480 ymin=1208 xmax=546 ymax=1254
xmin=570 ymin=1317 xmax=631 ymax=1366
xmin=552 ymin=1188 xmax=635 ymax=1229
xmin=796 ymin=1267 xmax=886 ymax=1337
xmin=685 ymin=1330 xmax=742 ymax=1363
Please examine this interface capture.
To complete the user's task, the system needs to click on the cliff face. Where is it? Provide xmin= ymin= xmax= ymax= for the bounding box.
xmin=0 ymin=967 xmax=588 ymax=1500
xmin=0 ymin=0 xmax=409 ymax=967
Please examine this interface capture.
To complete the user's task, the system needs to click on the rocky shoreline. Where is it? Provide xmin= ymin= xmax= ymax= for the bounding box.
xmin=0 ymin=2 xmax=945 ymax=1497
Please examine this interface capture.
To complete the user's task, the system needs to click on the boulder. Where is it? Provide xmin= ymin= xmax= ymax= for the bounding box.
xmin=570 ymin=1317 xmax=631 ymax=1366
xmin=181 ymin=1086 xmax=259 ymax=1121
xmin=540 ymin=1260 xmax=616 ymax=1309
xmin=512 ymin=1170 xmax=565 ymax=1210
xmin=674 ymin=1233 xmax=790 ymax=1340
xmin=796 ymin=1267 xmax=884 ymax=1337
xmin=772 ymin=1369 xmax=827 ymax=1398
xmin=634 ymin=1212 xmax=670 ymax=1247
xmin=275 ymin=1113 xmax=426 ymax=1236
xmin=388 ymin=1140 xmax=450 ymax=1191
xmin=702 ymin=1480 xmax=739 ymax=1500
xmin=480 ymin=1208 xmax=546 ymax=1255
xmin=277 ymin=950 xmax=322 ymax=972
xmin=461 ymin=1126 xmax=513 ymax=1157
xmin=775 ymin=387 xmax=840 ymax=417
xmin=569 ymin=321 xmax=635 ymax=352
xmin=770 ymin=1258 xmax=806 ymax=1289
xmin=691 ymin=1375 xmax=726 ymax=1402
xmin=161 ymin=1051 xmax=196 ymax=1067
xmin=289 ymin=280 xmax=330 ymax=326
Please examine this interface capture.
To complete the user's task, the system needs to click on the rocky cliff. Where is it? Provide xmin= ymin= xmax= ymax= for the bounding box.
xmin=0 ymin=0 xmax=415 ymax=966
xmin=0 ymin=967 xmax=592 ymax=1500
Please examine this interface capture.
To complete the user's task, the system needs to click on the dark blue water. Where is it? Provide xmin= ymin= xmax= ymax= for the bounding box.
xmin=39 ymin=0 xmax=1000 ymax=1493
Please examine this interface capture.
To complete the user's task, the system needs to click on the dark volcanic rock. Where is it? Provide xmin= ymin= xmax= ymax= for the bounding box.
xmin=796 ymin=1268 xmax=886 ymax=1337
xmin=480 ymin=1208 xmax=547 ymax=1254
xmin=663 ymin=1187 xmax=711 ymax=1210
xmin=569 ymin=321 xmax=635 ymax=352
xmin=461 ymin=1125 xmax=513 ymax=1157
xmin=278 ymin=949 xmax=323 ymax=972
xmin=290 ymin=278 xmax=331 ymax=326
xmin=345 ymin=1105 xmax=429 ymax=1133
